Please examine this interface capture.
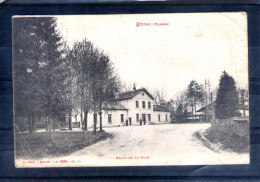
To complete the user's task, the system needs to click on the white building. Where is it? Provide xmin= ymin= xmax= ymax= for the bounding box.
xmin=71 ymin=88 xmax=171 ymax=128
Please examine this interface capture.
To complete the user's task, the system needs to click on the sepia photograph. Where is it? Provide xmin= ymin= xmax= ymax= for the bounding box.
xmin=13 ymin=13 xmax=249 ymax=167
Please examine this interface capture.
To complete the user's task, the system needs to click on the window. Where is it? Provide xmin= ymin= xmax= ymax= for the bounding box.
xmin=136 ymin=114 xmax=139 ymax=122
xmin=108 ymin=114 xmax=112 ymax=123
xmin=158 ymin=114 xmax=160 ymax=122
xmin=142 ymin=114 xmax=146 ymax=122
xmin=166 ymin=114 xmax=168 ymax=122
xmin=142 ymin=101 xmax=145 ymax=108
xmin=148 ymin=114 xmax=151 ymax=121
xmin=136 ymin=101 xmax=139 ymax=108
xmin=148 ymin=102 xmax=151 ymax=109
xmin=121 ymin=114 xmax=124 ymax=123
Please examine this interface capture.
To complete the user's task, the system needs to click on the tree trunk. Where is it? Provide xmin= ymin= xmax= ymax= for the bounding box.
xmin=52 ymin=117 xmax=55 ymax=131
xmin=31 ymin=113 xmax=36 ymax=133
xmin=243 ymin=104 xmax=246 ymax=116
xmin=28 ymin=112 xmax=36 ymax=133
xmin=69 ymin=116 xmax=72 ymax=130
xmin=69 ymin=112 xmax=72 ymax=130
xmin=83 ymin=110 xmax=88 ymax=131
xmin=28 ymin=113 xmax=32 ymax=134
xmin=46 ymin=117 xmax=48 ymax=131
xmin=80 ymin=69 xmax=83 ymax=130
xmin=192 ymin=101 xmax=194 ymax=122
xmin=80 ymin=112 xmax=83 ymax=130
xmin=99 ymin=110 xmax=102 ymax=132
xmin=195 ymin=100 xmax=197 ymax=122
xmin=93 ymin=111 xmax=96 ymax=134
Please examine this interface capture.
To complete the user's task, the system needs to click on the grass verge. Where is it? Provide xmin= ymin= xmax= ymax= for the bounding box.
xmin=15 ymin=131 xmax=112 ymax=159
xmin=198 ymin=128 xmax=249 ymax=153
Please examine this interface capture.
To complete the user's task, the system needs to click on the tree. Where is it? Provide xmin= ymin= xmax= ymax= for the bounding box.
xmin=13 ymin=17 xmax=64 ymax=133
xmin=91 ymin=51 xmax=120 ymax=133
xmin=62 ymin=44 xmax=78 ymax=130
xmin=203 ymin=79 xmax=217 ymax=122
xmin=238 ymin=87 xmax=249 ymax=117
xmin=35 ymin=17 xmax=65 ymax=131
xmin=153 ymin=88 xmax=167 ymax=105
xmin=215 ymin=71 xmax=241 ymax=119
xmin=68 ymin=38 xmax=120 ymax=134
xmin=120 ymin=81 xmax=134 ymax=93
xmin=13 ymin=17 xmax=42 ymax=133
xmin=175 ymin=104 xmax=183 ymax=121
xmin=173 ymin=90 xmax=188 ymax=110
xmin=165 ymin=99 xmax=175 ymax=111
xmin=186 ymin=80 xmax=204 ymax=120
xmin=171 ymin=90 xmax=189 ymax=122
xmin=68 ymin=39 xmax=97 ymax=132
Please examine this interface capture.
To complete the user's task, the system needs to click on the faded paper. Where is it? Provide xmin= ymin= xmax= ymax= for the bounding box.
xmin=13 ymin=13 xmax=249 ymax=167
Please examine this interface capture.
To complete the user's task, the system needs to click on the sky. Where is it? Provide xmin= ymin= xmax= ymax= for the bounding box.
xmin=55 ymin=13 xmax=248 ymax=100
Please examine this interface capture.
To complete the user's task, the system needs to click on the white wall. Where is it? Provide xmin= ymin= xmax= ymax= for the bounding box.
xmin=71 ymin=91 xmax=164 ymax=127
xmin=123 ymin=91 xmax=154 ymax=125
xmin=71 ymin=109 xmax=128 ymax=128
xmin=152 ymin=111 xmax=170 ymax=123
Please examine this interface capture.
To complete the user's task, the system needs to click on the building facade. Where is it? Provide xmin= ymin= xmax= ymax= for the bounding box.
xmin=196 ymin=101 xmax=249 ymax=122
xmin=71 ymin=88 xmax=171 ymax=128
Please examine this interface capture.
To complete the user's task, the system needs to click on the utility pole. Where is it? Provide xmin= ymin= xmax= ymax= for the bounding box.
xmin=204 ymin=79 xmax=208 ymax=122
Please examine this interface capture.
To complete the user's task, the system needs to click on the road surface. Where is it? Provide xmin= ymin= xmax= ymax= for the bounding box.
xmin=16 ymin=123 xmax=249 ymax=167
xmin=63 ymin=123 xmax=249 ymax=166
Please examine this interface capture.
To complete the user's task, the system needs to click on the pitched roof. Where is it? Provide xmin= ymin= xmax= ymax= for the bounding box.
xmin=153 ymin=105 xmax=171 ymax=112
xmin=102 ymin=102 xmax=128 ymax=110
xmin=196 ymin=102 xmax=216 ymax=112
xmin=117 ymin=88 xmax=155 ymax=101
xmin=196 ymin=102 xmax=249 ymax=112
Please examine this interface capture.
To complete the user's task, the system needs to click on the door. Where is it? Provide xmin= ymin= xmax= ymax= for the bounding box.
xmin=142 ymin=114 xmax=146 ymax=125
xmin=129 ymin=118 xmax=132 ymax=126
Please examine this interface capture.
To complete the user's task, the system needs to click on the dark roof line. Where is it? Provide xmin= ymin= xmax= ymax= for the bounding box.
xmin=153 ymin=105 xmax=171 ymax=112
xmin=103 ymin=108 xmax=128 ymax=111
xmin=197 ymin=102 xmax=249 ymax=112
xmin=117 ymin=88 xmax=155 ymax=101
xmin=102 ymin=102 xmax=128 ymax=111
xmin=196 ymin=102 xmax=216 ymax=112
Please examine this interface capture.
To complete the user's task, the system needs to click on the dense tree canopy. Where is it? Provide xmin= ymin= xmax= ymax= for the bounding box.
xmin=13 ymin=17 xmax=64 ymax=133
xmin=67 ymin=39 xmax=120 ymax=133
xmin=215 ymin=71 xmax=240 ymax=119
xmin=186 ymin=80 xmax=204 ymax=117
xmin=13 ymin=17 xmax=120 ymax=134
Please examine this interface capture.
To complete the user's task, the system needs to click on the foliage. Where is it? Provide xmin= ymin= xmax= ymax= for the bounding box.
xmin=186 ymin=80 xmax=204 ymax=116
xmin=13 ymin=17 xmax=64 ymax=133
xmin=91 ymin=51 xmax=120 ymax=132
xmin=67 ymin=39 xmax=120 ymax=133
xmin=175 ymin=104 xmax=188 ymax=122
xmin=153 ymin=88 xmax=167 ymax=106
xmin=215 ymin=71 xmax=241 ymax=119
xmin=13 ymin=17 xmax=120 ymax=134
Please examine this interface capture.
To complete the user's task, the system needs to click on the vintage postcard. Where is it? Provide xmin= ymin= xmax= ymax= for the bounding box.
xmin=13 ymin=13 xmax=249 ymax=167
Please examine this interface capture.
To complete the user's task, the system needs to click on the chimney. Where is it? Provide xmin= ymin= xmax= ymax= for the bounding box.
xmin=133 ymin=83 xmax=136 ymax=91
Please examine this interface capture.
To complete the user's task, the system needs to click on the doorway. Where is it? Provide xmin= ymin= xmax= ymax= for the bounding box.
xmin=129 ymin=117 xmax=132 ymax=126
xmin=142 ymin=114 xmax=146 ymax=125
